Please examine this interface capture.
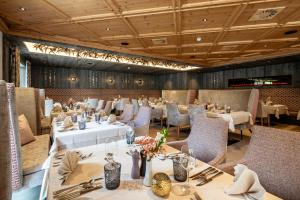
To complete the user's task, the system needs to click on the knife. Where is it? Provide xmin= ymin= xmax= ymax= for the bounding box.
xmin=190 ymin=167 xmax=212 ymax=178
xmin=193 ymin=192 xmax=202 ymax=200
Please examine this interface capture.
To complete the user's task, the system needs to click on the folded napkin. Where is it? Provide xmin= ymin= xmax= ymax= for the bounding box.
xmin=58 ymin=151 xmax=80 ymax=180
xmin=63 ymin=116 xmax=73 ymax=128
xmin=99 ymin=110 xmax=106 ymax=117
xmin=53 ymin=102 xmax=62 ymax=112
xmin=57 ymin=112 xmax=67 ymax=121
xmin=224 ymin=164 xmax=266 ymax=200
xmin=107 ymin=114 xmax=117 ymax=123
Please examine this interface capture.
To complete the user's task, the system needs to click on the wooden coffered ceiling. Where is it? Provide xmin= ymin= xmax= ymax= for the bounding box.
xmin=1 ymin=0 xmax=300 ymax=68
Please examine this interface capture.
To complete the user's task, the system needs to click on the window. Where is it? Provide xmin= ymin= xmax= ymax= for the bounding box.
xmin=19 ymin=61 xmax=27 ymax=87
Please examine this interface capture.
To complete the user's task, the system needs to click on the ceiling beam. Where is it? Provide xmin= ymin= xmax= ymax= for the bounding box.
xmin=0 ymin=17 xmax=9 ymax=32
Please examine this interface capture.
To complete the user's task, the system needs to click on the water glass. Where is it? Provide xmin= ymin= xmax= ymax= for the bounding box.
xmin=71 ymin=114 xmax=77 ymax=123
xmin=95 ymin=113 xmax=100 ymax=123
xmin=126 ymin=131 xmax=135 ymax=144
xmin=104 ymin=162 xmax=121 ymax=190
xmin=78 ymin=119 xmax=86 ymax=130
xmin=172 ymin=156 xmax=188 ymax=182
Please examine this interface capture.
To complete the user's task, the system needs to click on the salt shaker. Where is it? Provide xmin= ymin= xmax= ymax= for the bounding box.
xmin=131 ymin=150 xmax=140 ymax=179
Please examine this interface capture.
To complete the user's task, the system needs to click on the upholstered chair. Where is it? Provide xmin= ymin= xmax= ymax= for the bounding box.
xmin=151 ymin=108 xmax=164 ymax=127
xmin=168 ymin=114 xmax=228 ymax=166
xmin=218 ymin=126 xmax=300 ymax=200
xmin=0 ymin=82 xmax=23 ymax=194
xmin=96 ymin=99 xmax=105 ymax=112
xmin=116 ymin=98 xmax=130 ymax=112
xmin=116 ymin=104 xmax=134 ymax=123
xmin=102 ymin=101 xmax=112 ymax=115
xmin=256 ymin=100 xmax=268 ymax=125
xmin=166 ymin=103 xmax=190 ymax=138
xmin=131 ymin=106 xmax=151 ymax=136
xmin=142 ymin=99 xmax=149 ymax=107
xmin=131 ymin=99 xmax=139 ymax=116
xmin=235 ymin=89 xmax=259 ymax=139
xmin=188 ymin=104 xmax=206 ymax=127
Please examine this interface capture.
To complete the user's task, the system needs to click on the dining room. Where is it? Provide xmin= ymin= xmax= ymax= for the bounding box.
xmin=0 ymin=0 xmax=300 ymax=200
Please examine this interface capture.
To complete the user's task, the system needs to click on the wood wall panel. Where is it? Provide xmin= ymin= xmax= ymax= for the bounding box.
xmin=45 ymin=89 xmax=161 ymax=103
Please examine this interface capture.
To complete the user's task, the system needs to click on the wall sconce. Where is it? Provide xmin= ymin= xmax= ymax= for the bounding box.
xmin=136 ymin=79 xmax=144 ymax=86
xmin=106 ymin=77 xmax=115 ymax=85
xmin=69 ymin=76 xmax=78 ymax=82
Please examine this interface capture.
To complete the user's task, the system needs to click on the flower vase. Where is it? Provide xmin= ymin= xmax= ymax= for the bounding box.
xmin=143 ymin=159 xmax=153 ymax=187
xmin=140 ymin=151 xmax=146 ymax=177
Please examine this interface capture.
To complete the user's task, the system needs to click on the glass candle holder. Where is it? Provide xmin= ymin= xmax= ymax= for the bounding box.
xmin=104 ymin=162 xmax=121 ymax=190
xmin=95 ymin=113 xmax=100 ymax=123
xmin=126 ymin=131 xmax=135 ymax=144
xmin=78 ymin=120 xmax=86 ymax=130
xmin=172 ymin=156 xmax=188 ymax=182
xmin=71 ymin=114 xmax=77 ymax=123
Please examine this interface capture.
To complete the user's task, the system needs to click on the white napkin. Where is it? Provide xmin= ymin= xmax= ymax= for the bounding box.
xmin=58 ymin=151 xmax=80 ymax=179
xmin=99 ymin=110 xmax=106 ymax=117
xmin=107 ymin=114 xmax=117 ymax=123
xmin=225 ymin=164 xmax=266 ymax=200
xmin=57 ymin=112 xmax=67 ymax=121
xmin=53 ymin=102 xmax=62 ymax=112
xmin=63 ymin=116 xmax=73 ymax=128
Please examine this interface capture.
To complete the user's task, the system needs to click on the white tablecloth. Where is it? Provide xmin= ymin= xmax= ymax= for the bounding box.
xmin=208 ymin=111 xmax=253 ymax=132
xmin=50 ymin=121 xmax=131 ymax=153
xmin=44 ymin=142 xmax=280 ymax=200
xmin=262 ymin=104 xmax=289 ymax=119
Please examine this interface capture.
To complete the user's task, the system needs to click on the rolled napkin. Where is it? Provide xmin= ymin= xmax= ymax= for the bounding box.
xmin=99 ymin=110 xmax=106 ymax=117
xmin=107 ymin=114 xmax=117 ymax=123
xmin=58 ymin=151 xmax=80 ymax=181
xmin=63 ymin=116 xmax=73 ymax=128
xmin=206 ymin=112 xmax=219 ymax=118
xmin=224 ymin=164 xmax=266 ymax=200
xmin=57 ymin=112 xmax=67 ymax=121
xmin=265 ymin=97 xmax=272 ymax=106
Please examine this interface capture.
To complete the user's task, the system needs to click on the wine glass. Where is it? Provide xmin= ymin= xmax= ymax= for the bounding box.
xmin=105 ymin=138 xmax=119 ymax=161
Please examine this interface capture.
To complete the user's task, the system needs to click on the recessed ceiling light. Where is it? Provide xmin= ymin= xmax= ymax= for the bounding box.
xmin=106 ymin=27 xmax=110 ymax=31
xmin=203 ymin=18 xmax=208 ymax=22
xmin=284 ymin=30 xmax=298 ymax=35
xmin=18 ymin=7 xmax=26 ymax=11
xmin=190 ymin=55 xmax=196 ymax=59
xmin=121 ymin=42 xmax=129 ymax=46
xmin=128 ymin=67 xmax=131 ymax=69
xmin=196 ymin=37 xmax=202 ymax=42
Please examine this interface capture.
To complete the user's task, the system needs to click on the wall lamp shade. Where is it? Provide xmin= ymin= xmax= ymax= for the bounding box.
xmin=69 ymin=76 xmax=78 ymax=82
xmin=136 ymin=79 xmax=144 ymax=86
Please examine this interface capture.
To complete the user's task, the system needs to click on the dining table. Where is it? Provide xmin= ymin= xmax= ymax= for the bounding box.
xmin=261 ymin=104 xmax=289 ymax=126
xmin=42 ymin=141 xmax=281 ymax=200
xmin=50 ymin=119 xmax=132 ymax=153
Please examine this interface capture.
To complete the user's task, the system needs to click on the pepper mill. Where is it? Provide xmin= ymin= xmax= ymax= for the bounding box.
xmin=131 ymin=150 xmax=140 ymax=179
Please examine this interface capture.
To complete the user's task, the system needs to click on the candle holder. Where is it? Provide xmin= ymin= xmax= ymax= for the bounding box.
xmin=172 ymin=156 xmax=188 ymax=182
xmin=104 ymin=162 xmax=121 ymax=190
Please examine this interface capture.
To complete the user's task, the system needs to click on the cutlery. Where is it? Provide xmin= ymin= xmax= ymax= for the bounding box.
xmin=193 ymin=192 xmax=202 ymax=200
xmin=54 ymin=177 xmax=103 ymax=196
xmin=196 ymin=171 xmax=224 ymax=186
xmin=190 ymin=167 xmax=213 ymax=178
xmin=192 ymin=169 xmax=218 ymax=180
xmin=55 ymin=184 xmax=102 ymax=200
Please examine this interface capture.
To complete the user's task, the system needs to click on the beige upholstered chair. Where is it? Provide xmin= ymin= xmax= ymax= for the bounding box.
xmin=116 ymin=98 xmax=130 ymax=112
xmin=96 ymin=99 xmax=105 ymax=112
xmin=256 ymin=100 xmax=268 ymax=125
xmin=188 ymin=104 xmax=205 ymax=127
xmin=218 ymin=126 xmax=300 ymax=200
xmin=117 ymin=104 xmax=134 ymax=123
xmin=168 ymin=114 xmax=228 ymax=166
xmin=130 ymin=106 xmax=151 ymax=136
xmin=131 ymin=99 xmax=139 ymax=116
xmin=166 ymin=103 xmax=190 ymax=138
xmin=102 ymin=101 xmax=112 ymax=115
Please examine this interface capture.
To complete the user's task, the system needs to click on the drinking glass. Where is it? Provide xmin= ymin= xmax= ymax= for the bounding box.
xmin=126 ymin=130 xmax=135 ymax=145
xmin=104 ymin=162 xmax=121 ymax=190
xmin=95 ymin=113 xmax=100 ymax=123
xmin=105 ymin=138 xmax=119 ymax=161
xmin=180 ymin=145 xmax=196 ymax=183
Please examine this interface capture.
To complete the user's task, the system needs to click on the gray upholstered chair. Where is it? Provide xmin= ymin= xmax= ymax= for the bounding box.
xmin=96 ymin=99 xmax=105 ymax=112
xmin=131 ymin=106 xmax=151 ymax=136
xmin=256 ymin=100 xmax=268 ymax=126
xmin=102 ymin=101 xmax=112 ymax=115
xmin=131 ymin=99 xmax=139 ymax=116
xmin=151 ymin=108 xmax=164 ymax=127
xmin=168 ymin=114 xmax=228 ymax=166
xmin=218 ymin=126 xmax=300 ymax=200
xmin=235 ymin=89 xmax=259 ymax=139
xmin=116 ymin=98 xmax=130 ymax=112
xmin=117 ymin=104 xmax=134 ymax=123
xmin=166 ymin=103 xmax=190 ymax=138
xmin=188 ymin=104 xmax=205 ymax=127
xmin=142 ymin=99 xmax=149 ymax=107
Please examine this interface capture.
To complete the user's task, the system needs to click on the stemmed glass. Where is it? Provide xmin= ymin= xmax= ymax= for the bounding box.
xmin=105 ymin=138 xmax=119 ymax=162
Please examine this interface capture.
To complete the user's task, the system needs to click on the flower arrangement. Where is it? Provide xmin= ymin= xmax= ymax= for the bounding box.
xmin=134 ymin=128 xmax=169 ymax=160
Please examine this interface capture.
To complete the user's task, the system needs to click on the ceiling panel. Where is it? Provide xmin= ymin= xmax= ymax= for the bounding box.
xmin=114 ymin=0 xmax=172 ymax=12
xmin=142 ymin=36 xmax=177 ymax=47
xmin=221 ymin=28 xmax=271 ymax=42
xmin=182 ymin=32 xmax=219 ymax=44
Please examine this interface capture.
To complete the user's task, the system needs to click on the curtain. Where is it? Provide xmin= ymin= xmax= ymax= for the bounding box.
xmin=26 ymin=60 xmax=31 ymax=87
xmin=8 ymin=45 xmax=20 ymax=87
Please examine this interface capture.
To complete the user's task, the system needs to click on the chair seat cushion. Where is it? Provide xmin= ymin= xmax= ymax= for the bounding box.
xmin=21 ymin=134 xmax=50 ymax=175
xmin=41 ymin=117 xmax=51 ymax=129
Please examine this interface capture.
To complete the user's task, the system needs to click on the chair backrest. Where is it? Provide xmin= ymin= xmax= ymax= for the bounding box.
xmin=96 ymin=99 xmax=105 ymax=112
xmin=244 ymin=126 xmax=300 ymax=200
xmin=117 ymin=98 xmax=130 ymax=111
xmin=188 ymin=104 xmax=206 ymax=126
xmin=87 ymin=98 xmax=98 ymax=109
xmin=142 ymin=99 xmax=149 ymax=107
xmin=166 ymin=103 xmax=180 ymax=125
xmin=119 ymin=104 xmax=134 ymax=121
xmin=104 ymin=101 xmax=112 ymax=115
xmin=134 ymin=106 xmax=151 ymax=127
xmin=131 ymin=99 xmax=139 ymax=115
xmin=256 ymin=100 xmax=265 ymax=118
xmin=187 ymin=114 xmax=228 ymax=164
xmin=16 ymin=87 xmax=39 ymax=135
xmin=247 ymin=89 xmax=259 ymax=121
